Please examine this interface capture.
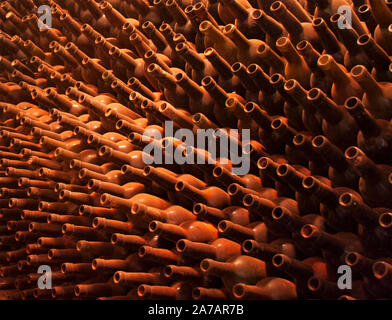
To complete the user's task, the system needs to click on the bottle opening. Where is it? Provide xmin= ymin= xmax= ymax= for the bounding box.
xmin=242 ymin=240 xmax=255 ymax=253
xmin=242 ymin=194 xmax=254 ymax=206
xmin=312 ymin=135 xmax=325 ymax=147
xmin=308 ymin=277 xmax=321 ymax=291
xmin=301 ymin=224 xmax=316 ymax=238
xmin=176 ymin=240 xmax=187 ymax=252
xmin=345 ymin=252 xmax=359 ymax=266
xmin=296 ymin=40 xmax=308 ymax=51
xmin=345 ymin=146 xmax=359 ymax=159
xmin=357 ymin=34 xmax=370 ymax=45
xmin=339 ymin=193 xmax=353 ymax=206
xmin=345 ymin=97 xmax=359 ymax=109
xmin=272 ymin=254 xmax=285 ymax=267
xmin=302 ymin=177 xmax=315 ymax=188
xmin=277 ymin=164 xmax=289 ymax=176
xmin=379 ymin=212 xmax=392 ymax=228
xmin=272 ymin=207 xmax=284 ymax=219
xmin=217 ymin=221 xmax=228 ymax=232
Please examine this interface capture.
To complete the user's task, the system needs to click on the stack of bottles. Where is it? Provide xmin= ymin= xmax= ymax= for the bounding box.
xmin=0 ymin=0 xmax=391 ymax=300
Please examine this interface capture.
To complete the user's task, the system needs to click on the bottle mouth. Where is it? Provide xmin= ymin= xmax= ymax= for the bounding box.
xmin=302 ymin=176 xmax=316 ymax=189
xmin=272 ymin=254 xmax=286 ymax=267
xmin=379 ymin=212 xmax=392 ymax=228
xmin=301 ymin=224 xmax=317 ymax=238
xmin=373 ymin=261 xmax=389 ymax=279
xmin=344 ymin=146 xmax=360 ymax=160
xmin=271 ymin=207 xmax=285 ymax=220
xmin=350 ymin=65 xmax=366 ymax=78
xmin=270 ymin=1 xmax=282 ymax=12
xmin=199 ymin=20 xmax=212 ymax=32
xmin=296 ymin=40 xmax=309 ymax=51
xmin=357 ymin=34 xmax=370 ymax=45
xmin=312 ymin=17 xmax=324 ymax=26
xmin=307 ymin=277 xmax=321 ymax=291
xmin=276 ymin=164 xmax=289 ymax=176
xmin=345 ymin=252 xmax=360 ymax=266
xmin=241 ymin=239 xmax=256 ymax=253
xmin=339 ymin=193 xmax=354 ymax=207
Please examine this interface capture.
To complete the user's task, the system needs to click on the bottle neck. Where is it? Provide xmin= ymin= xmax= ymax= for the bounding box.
xmin=312 ymin=136 xmax=348 ymax=171
xmin=193 ymin=203 xmax=226 ymax=224
xmin=276 ymin=164 xmax=306 ymax=192
xmin=177 ymin=239 xmax=217 ymax=259
xmin=313 ymin=18 xmax=341 ymax=54
xmin=303 ymin=225 xmax=348 ymax=254
xmin=303 ymin=177 xmax=338 ymax=204
xmin=201 ymin=259 xmax=236 ymax=278
xmin=351 ymin=65 xmax=383 ymax=98
xmin=166 ymin=0 xmax=188 ymax=26
xmin=175 ymin=181 xmax=206 ymax=204
xmin=132 ymin=203 xmax=164 ymax=225
xmin=224 ymin=24 xmax=250 ymax=51
xmin=253 ymin=9 xmax=284 ymax=40
xmin=297 ymin=41 xmax=322 ymax=74
xmin=88 ymin=179 xmax=125 ymax=196
xmin=309 ymin=89 xmax=343 ymax=123
xmin=359 ymin=35 xmax=391 ymax=72
xmin=178 ymin=44 xmax=205 ymax=70
xmin=335 ymin=26 xmax=359 ymax=53
xmin=346 ymin=147 xmax=381 ymax=181
xmin=271 ymin=3 xmax=303 ymax=38
xmin=244 ymin=102 xmax=272 ymax=131
xmin=232 ymin=63 xmax=259 ymax=92
xmin=273 ymin=254 xmax=314 ymax=281
xmin=143 ymin=166 xmax=177 ymax=190
xmin=339 ymin=193 xmax=379 ymax=227
xmin=176 ymin=73 xmax=204 ymax=99
xmin=318 ymin=55 xmax=350 ymax=85
xmin=100 ymin=2 xmax=128 ymax=28
xmin=204 ymin=48 xmax=233 ymax=80
xmin=345 ymin=97 xmax=381 ymax=137
xmin=248 ymin=64 xmax=275 ymax=94
xmin=202 ymin=78 xmax=228 ymax=106
xmin=129 ymin=0 xmax=150 ymax=16
xmin=61 ymin=13 xmax=82 ymax=36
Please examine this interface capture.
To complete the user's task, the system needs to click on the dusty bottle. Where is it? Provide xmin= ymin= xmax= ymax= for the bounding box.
xmin=270 ymin=1 xmax=320 ymax=49
xmin=200 ymin=255 xmax=267 ymax=289
xmin=300 ymin=224 xmax=364 ymax=266
xmin=149 ymin=220 xmax=218 ymax=243
xmin=137 ymin=282 xmax=192 ymax=299
xmin=193 ymin=203 xmax=252 ymax=226
xmin=233 ymin=277 xmax=297 ymax=299
xmin=198 ymin=20 xmax=238 ymax=65
xmin=276 ymin=37 xmax=311 ymax=89
xmin=131 ymin=202 xmax=195 ymax=227
xmin=222 ymin=24 xmax=267 ymax=68
xmin=176 ymin=238 xmax=241 ymax=261
xmin=175 ymin=180 xmax=231 ymax=209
